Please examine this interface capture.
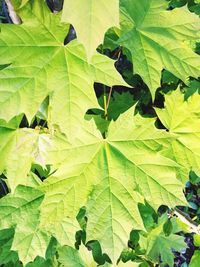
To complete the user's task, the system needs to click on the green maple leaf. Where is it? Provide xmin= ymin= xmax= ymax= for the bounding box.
xmin=39 ymin=108 xmax=186 ymax=263
xmin=0 ymin=1 xmax=194 ymax=264
xmin=145 ymin=216 xmax=187 ymax=266
xmin=57 ymin=245 xmax=96 ymax=267
xmin=0 ymin=127 xmax=50 ymax=192
xmin=11 ymin=213 xmax=51 ymax=265
xmin=119 ymin=0 xmax=200 ymax=98
xmin=147 ymin=233 xmax=186 ymax=266
xmin=44 ymin=217 xmax=80 ymax=248
xmin=0 ymin=185 xmax=44 ymax=229
xmin=0 ymin=0 xmax=127 ymax=141
xmin=62 ymin=0 xmax=120 ymax=59
xmin=0 ymin=186 xmax=50 ymax=264
xmin=155 ymin=89 xmax=200 ymax=183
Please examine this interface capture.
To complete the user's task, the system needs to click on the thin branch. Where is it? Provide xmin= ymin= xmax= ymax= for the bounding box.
xmin=103 ymin=93 xmax=107 ymax=120
xmin=112 ymin=46 xmax=122 ymax=59
xmin=169 ymin=207 xmax=200 ymax=235
xmin=5 ymin=0 xmax=21 ymax=24
xmin=104 ymin=48 xmax=121 ymax=119
xmin=106 ymin=86 xmax=113 ymax=112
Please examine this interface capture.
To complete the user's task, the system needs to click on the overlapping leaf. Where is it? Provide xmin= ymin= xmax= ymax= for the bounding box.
xmin=62 ymin=0 xmax=119 ymax=59
xmin=0 ymin=0 xmax=197 ymax=265
xmin=39 ymin=108 xmax=186 ymax=263
xmin=0 ymin=186 xmax=50 ymax=264
xmin=119 ymin=0 xmax=200 ymax=98
xmin=145 ymin=217 xmax=187 ymax=266
xmin=0 ymin=126 xmax=50 ymax=192
xmin=0 ymin=186 xmax=43 ymax=228
xmin=0 ymin=0 xmax=127 ymax=142
xmin=11 ymin=213 xmax=51 ymax=265
xmin=57 ymin=245 xmax=96 ymax=267
xmin=156 ymin=89 xmax=200 ymax=183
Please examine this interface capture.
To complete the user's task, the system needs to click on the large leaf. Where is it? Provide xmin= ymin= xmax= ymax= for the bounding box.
xmin=0 ymin=0 xmax=127 ymax=141
xmin=0 ymin=1 xmax=195 ymax=264
xmin=156 ymin=89 xmax=200 ymax=183
xmin=62 ymin=0 xmax=119 ymax=59
xmin=39 ymin=108 xmax=186 ymax=263
xmin=119 ymin=0 xmax=200 ymax=98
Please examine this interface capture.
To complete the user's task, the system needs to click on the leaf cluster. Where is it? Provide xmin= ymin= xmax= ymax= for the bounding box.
xmin=0 ymin=0 xmax=199 ymax=266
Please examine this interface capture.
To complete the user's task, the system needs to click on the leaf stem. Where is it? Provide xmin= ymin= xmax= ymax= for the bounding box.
xmin=103 ymin=85 xmax=108 ymax=120
xmin=5 ymin=0 xmax=21 ymax=24
xmin=169 ymin=207 xmax=200 ymax=234
xmin=112 ymin=46 xmax=122 ymax=60
xmin=106 ymin=86 xmax=113 ymax=112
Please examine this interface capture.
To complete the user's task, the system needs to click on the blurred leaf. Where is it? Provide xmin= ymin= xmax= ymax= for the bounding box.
xmin=189 ymin=250 xmax=200 ymax=267
xmin=193 ymin=234 xmax=200 ymax=247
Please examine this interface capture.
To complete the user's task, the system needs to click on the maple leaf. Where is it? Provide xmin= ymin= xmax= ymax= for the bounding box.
xmin=0 ymin=127 xmax=50 ymax=192
xmin=39 ymin=107 xmax=186 ymax=263
xmin=119 ymin=0 xmax=200 ymax=98
xmin=0 ymin=0 xmax=127 ymax=141
xmin=44 ymin=217 xmax=80 ymax=248
xmin=57 ymin=245 xmax=96 ymax=267
xmin=11 ymin=213 xmax=51 ymax=265
xmin=62 ymin=0 xmax=119 ymax=59
xmin=144 ymin=216 xmax=187 ymax=267
xmin=0 ymin=185 xmax=43 ymax=228
xmin=0 ymin=186 xmax=50 ymax=264
xmin=0 ymin=1 xmax=197 ymax=265
xmin=156 ymin=89 xmax=200 ymax=183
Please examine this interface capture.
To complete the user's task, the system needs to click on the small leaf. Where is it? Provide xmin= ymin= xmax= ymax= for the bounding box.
xmin=163 ymin=220 xmax=173 ymax=237
xmin=146 ymin=221 xmax=187 ymax=266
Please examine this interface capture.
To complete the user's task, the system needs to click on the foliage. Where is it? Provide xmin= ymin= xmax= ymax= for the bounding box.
xmin=119 ymin=0 xmax=200 ymax=98
xmin=0 ymin=0 xmax=199 ymax=266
